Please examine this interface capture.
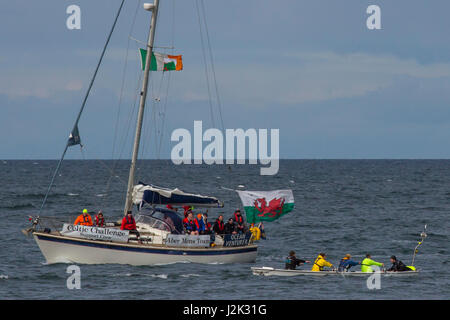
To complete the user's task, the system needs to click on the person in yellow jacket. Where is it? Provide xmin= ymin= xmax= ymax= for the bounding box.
xmin=311 ymin=253 xmax=334 ymax=271
xmin=74 ymin=209 xmax=93 ymax=226
xmin=361 ymin=254 xmax=384 ymax=272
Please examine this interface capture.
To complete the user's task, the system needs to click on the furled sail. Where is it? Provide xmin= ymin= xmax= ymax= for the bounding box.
xmin=133 ymin=182 xmax=224 ymax=208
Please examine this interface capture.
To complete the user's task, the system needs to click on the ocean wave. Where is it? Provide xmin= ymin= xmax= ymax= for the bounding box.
xmin=0 ymin=203 xmax=35 ymax=210
xmin=180 ymin=274 xmax=201 ymax=278
xmin=146 ymin=274 xmax=168 ymax=279
xmin=0 ymin=275 xmax=8 ymax=279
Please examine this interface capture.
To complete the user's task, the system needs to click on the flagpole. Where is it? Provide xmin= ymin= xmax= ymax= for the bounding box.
xmin=124 ymin=1 xmax=160 ymax=215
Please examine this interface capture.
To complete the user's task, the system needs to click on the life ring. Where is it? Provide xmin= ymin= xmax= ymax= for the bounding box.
xmin=250 ymin=227 xmax=261 ymax=241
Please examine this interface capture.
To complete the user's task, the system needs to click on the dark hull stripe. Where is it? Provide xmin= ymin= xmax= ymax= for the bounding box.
xmin=36 ymin=234 xmax=257 ymax=256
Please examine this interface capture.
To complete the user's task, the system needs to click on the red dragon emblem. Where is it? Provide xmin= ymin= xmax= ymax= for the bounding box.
xmin=253 ymin=197 xmax=285 ymax=218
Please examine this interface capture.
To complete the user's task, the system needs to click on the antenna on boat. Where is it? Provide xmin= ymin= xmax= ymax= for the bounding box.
xmin=124 ymin=1 xmax=160 ymax=215
xmin=411 ymin=224 xmax=427 ymax=266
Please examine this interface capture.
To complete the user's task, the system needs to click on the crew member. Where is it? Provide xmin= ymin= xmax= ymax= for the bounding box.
xmin=213 ymin=215 xmax=225 ymax=235
xmin=183 ymin=212 xmax=199 ymax=235
xmin=196 ymin=214 xmax=205 ymax=233
xmin=285 ymin=251 xmax=310 ymax=270
xmin=95 ymin=211 xmax=105 ymax=227
xmin=121 ymin=211 xmax=140 ymax=241
xmin=361 ymin=254 xmax=384 ymax=272
xmin=202 ymin=213 xmax=212 ymax=235
xmin=311 ymin=253 xmax=334 ymax=272
xmin=338 ymin=254 xmax=360 ymax=272
xmin=233 ymin=209 xmax=245 ymax=233
xmin=224 ymin=218 xmax=237 ymax=234
xmin=183 ymin=206 xmax=193 ymax=218
xmin=74 ymin=209 xmax=93 ymax=226
xmin=387 ymin=256 xmax=412 ymax=272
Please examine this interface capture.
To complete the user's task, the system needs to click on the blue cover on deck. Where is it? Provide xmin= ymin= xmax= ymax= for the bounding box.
xmin=134 ymin=182 xmax=223 ymax=208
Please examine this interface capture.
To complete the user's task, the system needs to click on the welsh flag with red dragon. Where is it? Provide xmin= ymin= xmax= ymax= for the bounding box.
xmin=236 ymin=190 xmax=295 ymax=224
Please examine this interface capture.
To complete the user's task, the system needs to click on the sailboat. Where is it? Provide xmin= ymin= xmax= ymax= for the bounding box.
xmin=26 ymin=0 xmax=258 ymax=265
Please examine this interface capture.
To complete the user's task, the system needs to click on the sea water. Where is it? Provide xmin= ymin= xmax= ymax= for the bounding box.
xmin=0 ymin=160 xmax=448 ymax=299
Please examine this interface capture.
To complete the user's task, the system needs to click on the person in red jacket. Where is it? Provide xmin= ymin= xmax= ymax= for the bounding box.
xmin=202 ymin=213 xmax=212 ymax=234
xmin=233 ymin=209 xmax=245 ymax=233
xmin=121 ymin=211 xmax=136 ymax=230
xmin=95 ymin=211 xmax=105 ymax=227
xmin=213 ymin=215 xmax=225 ymax=235
xmin=121 ymin=211 xmax=140 ymax=242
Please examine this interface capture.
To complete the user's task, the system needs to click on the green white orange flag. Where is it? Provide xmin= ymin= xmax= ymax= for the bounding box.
xmin=139 ymin=49 xmax=183 ymax=71
xmin=236 ymin=190 xmax=295 ymax=224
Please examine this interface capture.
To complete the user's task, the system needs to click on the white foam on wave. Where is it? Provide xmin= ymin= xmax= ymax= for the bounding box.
xmin=180 ymin=273 xmax=201 ymax=278
xmin=146 ymin=274 xmax=168 ymax=279
xmin=0 ymin=274 xmax=8 ymax=279
xmin=67 ymin=193 xmax=79 ymax=196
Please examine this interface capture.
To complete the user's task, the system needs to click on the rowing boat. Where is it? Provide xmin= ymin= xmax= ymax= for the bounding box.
xmin=251 ymin=267 xmax=420 ymax=277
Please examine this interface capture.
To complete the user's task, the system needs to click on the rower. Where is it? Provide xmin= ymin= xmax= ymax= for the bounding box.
xmin=338 ymin=254 xmax=360 ymax=272
xmin=361 ymin=254 xmax=384 ymax=272
xmin=311 ymin=253 xmax=334 ymax=272
xmin=285 ymin=251 xmax=310 ymax=270
xmin=387 ymin=256 xmax=412 ymax=272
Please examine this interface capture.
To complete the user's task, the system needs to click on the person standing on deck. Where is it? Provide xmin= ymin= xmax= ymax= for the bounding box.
xmin=361 ymin=254 xmax=384 ymax=272
xmin=74 ymin=209 xmax=93 ymax=226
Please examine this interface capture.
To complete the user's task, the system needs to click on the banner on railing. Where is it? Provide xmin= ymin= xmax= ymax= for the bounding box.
xmin=223 ymin=233 xmax=252 ymax=247
xmin=164 ymin=234 xmax=211 ymax=247
xmin=61 ymin=224 xmax=129 ymax=243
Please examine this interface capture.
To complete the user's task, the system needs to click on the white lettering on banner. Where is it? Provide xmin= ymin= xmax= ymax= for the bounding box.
xmin=164 ymin=234 xmax=210 ymax=248
xmin=223 ymin=233 xmax=251 ymax=247
xmin=61 ymin=224 xmax=129 ymax=243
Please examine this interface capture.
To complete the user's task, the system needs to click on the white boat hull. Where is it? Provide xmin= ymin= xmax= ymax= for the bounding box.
xmin=33 ymin=232 xmax=257 ymax=265
xmin=251 ymin=267 xmax=419 ymax=277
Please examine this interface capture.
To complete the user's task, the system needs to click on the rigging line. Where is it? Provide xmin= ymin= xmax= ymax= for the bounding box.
xmin=100 ymin=69 xmax=142 ymax=203
xmin=102 ymin=0 xmax=142 ymax=209
xmin=200 ymin=0 xmax=225 ymax=132
xmin=99 ymin=82 xmax=141 ymax=208
xmin=195 ymin=0 xmax=216 ymax=128
xmin=156 ymin=0 xmax=176 ymax=160
xmin=157 ymin=71 xmax=172 ymax=159
xmin=157 ymin=0 xmax=176 ymax=159
xmin=38 ymin=0 xmax=126 ymax=214
xmin=111 ymin=0 xmax=142 ymax=161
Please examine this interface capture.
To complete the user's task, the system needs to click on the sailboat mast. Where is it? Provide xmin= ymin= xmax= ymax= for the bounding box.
xmin=124 ymin=1 xmax=160 ymax=215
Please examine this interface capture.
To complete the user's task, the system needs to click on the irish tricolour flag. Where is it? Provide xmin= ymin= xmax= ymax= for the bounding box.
xmin=236 ymin=190 xmax=295 ymax=224
xmin=139 ymin=49 xmax=183 ymax=71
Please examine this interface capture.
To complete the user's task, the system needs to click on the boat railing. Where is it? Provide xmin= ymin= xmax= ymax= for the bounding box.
xmin=32 ymin=216 xmax=73 ymax=234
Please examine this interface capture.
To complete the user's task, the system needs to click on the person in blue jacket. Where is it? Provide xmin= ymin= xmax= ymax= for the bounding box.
xmin=196 ymin=214 xmax=206 ymax=233
xmin=338 ymin=254 xmax=360 ymax=272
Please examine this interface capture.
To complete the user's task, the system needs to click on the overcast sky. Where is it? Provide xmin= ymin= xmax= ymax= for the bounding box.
xmin=1 ymin=0 xmax=450 ymax=159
